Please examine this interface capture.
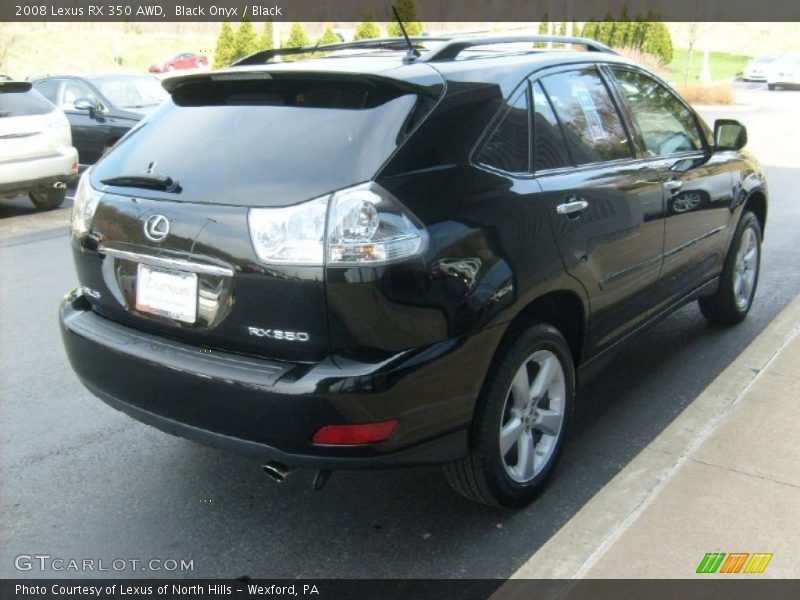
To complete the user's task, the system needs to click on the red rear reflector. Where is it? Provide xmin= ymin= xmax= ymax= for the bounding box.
xmin=311 ymin=420 xmax=399 ymax=445
xmin=71 ymin=162 xmax=79 ymax=171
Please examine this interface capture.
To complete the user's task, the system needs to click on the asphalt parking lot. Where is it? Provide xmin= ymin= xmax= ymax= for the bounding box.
xmin=1 ymin=82 xmax=798 ymax=579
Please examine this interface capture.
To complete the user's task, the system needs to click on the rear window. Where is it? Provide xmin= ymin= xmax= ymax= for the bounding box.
xmin=0 ymin=88 xmax=55 ymax=118
xmin=92 ymin=77 xmax=435 ymax=206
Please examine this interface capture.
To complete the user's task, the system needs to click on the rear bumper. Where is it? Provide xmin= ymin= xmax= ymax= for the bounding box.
xmin=0 ymin=147 xmax=78 ymax=194
xmin=60 ymin=289 xmax=504 ymax=469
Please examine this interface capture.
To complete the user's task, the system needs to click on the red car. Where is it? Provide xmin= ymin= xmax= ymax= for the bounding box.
xmin=149 ymin=52 xmax=208 ymax=73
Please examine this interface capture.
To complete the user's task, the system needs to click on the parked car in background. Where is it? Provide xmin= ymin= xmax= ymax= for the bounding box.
xmin=31 ymin=73 xmax=168 ymax=166
xmin=0 ymin=81 xmax=78 ymax=209
xmin=149 ymin=52 xmax=209 ymax=73
xmin=767 ymin=54 xmax=800 ymax=90
xmin=742 ymin=53 xmax=779 ymax=82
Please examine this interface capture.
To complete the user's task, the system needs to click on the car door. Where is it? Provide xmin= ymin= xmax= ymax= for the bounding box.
xmin=57 ymin=78 xmax=109 ymax=165
xmin=531 ymin=66 xmax=666 ymax=354
xmin=605 ymin=66 xmax=736 ymax=311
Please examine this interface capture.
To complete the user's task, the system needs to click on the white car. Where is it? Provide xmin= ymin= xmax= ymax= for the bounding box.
xmin=767 ymin=54 xmax=800 ymax=90
xmin=742 ymin=53 xmax=779 ymax=82
xmin=0 ymin=81 xmax=78 ymax=209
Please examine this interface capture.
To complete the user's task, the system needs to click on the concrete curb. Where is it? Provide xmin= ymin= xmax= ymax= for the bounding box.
xmin=505 ymin=293 xmax=800 ymax=581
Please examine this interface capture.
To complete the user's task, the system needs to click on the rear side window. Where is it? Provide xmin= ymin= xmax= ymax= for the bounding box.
xmin=540 ymin=68 xmax=633 ymax=165
xmin=477 ymin=89 xmax=530 ymax=174
xmin=0 ymin=89 xmax=55 ymax=117
xmin=610 ymin=68 xmax=703 ymax=156
xmin=32 ymin=79 xmax=60 ymax=104
xmin=531 ymin=82 xmax=570 ymax=171
xmin=93 ymin=77 xmax=435 ymax=206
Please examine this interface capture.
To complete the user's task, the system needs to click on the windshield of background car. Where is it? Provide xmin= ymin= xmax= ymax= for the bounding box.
xmin=94 ymin=76 xmax=169 ymax=109
xmin=0 ymin=88 xmax=55 ymax=117
xmin=91 ymin=76 xmax=435 ymax=206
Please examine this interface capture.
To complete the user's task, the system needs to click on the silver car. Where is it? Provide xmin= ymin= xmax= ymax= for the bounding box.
xmin=0 ymin=81 xmax=78 ymax=209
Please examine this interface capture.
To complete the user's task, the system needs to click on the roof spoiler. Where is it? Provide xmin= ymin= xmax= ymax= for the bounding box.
xmin=0 ymin=81 xmax=33 ymax=93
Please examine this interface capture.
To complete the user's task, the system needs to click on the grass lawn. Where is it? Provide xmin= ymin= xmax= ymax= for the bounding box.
xmin=4 ymin=27 xmax=216 ymax=79
xmin=666 ymin=48 xmax=752 ymax=83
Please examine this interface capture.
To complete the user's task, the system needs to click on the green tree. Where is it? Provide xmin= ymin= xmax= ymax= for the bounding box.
xmin=581 ymin=19 xmax=598 ymax=40
xmin=285 ymin=22 xmax=311 ymax=60
xmin=234 ymin=18 xmax=259 ymax=60
xmin=535 ymin=13 xmax=549 ymax=47
xmin=388 ymin=0 xmax=423 ymax=37
xmin=354 ymin=9 xmax=381 ymax=40
xmin=596 ymin=12 xmax=615 ymax=45
xmin=643 ymin=20 xmax=673 ymax=64
xmin=612 ymin=7 xmax=631 ymax=47
xmin=260 ymin=20 xmax=274 ymax=50
xmin=213 ymin=20 xmax=236 ymax=68
xmin=317 ymin=24 xmax=340 ymax=46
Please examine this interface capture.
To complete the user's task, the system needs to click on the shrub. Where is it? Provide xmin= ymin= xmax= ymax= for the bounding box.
xmin=675 ymin=82 xmax=734 ymax=105
xmin=260 ymin=21 xmax=274 ymax=50
xmin=317 ymin=24 xmax=340 ymax=46
xmin=388 ymin=0 xmax=423 ymax=37
xmin=614 ymin=45 xmax=667 ymax=78
xmin=354 ymin=9 xmax=381 ymax=40
xmin=234 ymin=18 xmax=259 ymax=61
xmin=213 ymin=20 xmax=236 ymax=68
xmin=284 ymin=22 xmax=311 ymax=61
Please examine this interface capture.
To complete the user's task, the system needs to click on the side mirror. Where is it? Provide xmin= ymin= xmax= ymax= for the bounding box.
xmin=73 ymin=97 xmax=99 ymax=115
xmin=714 ymin=119 xmax=747 ymax=151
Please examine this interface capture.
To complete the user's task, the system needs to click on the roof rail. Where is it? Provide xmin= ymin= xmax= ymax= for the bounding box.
xmin=421 ymin=36 xmax=617 ymax=62
xmin=231 ymin=36 xmax=455 ymax=67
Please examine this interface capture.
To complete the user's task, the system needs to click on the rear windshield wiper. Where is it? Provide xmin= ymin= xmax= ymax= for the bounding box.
xmin=101 ymin=173 xmax=181 ymax=193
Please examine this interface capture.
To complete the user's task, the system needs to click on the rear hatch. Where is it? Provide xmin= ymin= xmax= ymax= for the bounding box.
xmin=0 ymin=83 xmax=70 ymax=167
xmin=80 ymin=69 xmax=442 ymax=362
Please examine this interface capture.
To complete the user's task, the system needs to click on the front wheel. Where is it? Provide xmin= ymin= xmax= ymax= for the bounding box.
xmin=699 ymin=211 xmax=762 ymax=324
xmin=444 ymin=323 xmax=575 ymax=507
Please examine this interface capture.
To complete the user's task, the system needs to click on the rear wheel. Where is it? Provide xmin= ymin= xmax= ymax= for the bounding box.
xmin=767 ymin=83 xmax=776 ymax=90
xmin=29 ymin=187 xmax=67 ymax=210
xmin=699 ymin=211 xmax=761 ymax=324
xmin=444 ymin=323 xmax=574 ymax=507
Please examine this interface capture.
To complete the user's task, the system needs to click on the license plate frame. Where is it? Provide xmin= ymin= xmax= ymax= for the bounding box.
xmin=135 ymin=263 xmax=198 ymax=324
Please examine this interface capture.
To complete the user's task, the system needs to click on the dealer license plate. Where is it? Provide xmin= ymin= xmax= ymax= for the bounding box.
xmin=135 ymin=263 xmax=198 ymax=323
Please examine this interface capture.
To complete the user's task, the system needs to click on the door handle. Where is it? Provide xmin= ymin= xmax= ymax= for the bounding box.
xmin=556 ymin=198 xmax=589 ymax=216
xmin=663 ymin=178 xmax=683 ymax=192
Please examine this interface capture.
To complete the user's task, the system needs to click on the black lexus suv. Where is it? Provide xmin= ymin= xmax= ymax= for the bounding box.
xmin=60 ymin=36 xmax=767 ymax=507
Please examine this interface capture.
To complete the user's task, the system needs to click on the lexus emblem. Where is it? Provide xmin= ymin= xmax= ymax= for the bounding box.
xmin=144 ymin=214 xmax=170 ymax=242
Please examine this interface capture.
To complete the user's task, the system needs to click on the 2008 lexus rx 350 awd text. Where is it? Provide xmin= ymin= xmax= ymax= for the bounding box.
xmin=60 ymin=35 xmax=767 ymax=507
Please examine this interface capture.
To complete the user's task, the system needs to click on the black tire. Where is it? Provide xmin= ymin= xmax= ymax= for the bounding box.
xmin=699 ymin=211 xmax=762 ymax=325
xmin=29 ymin=187 xmax=67 ymax=210
xmin=444 ymin=323 xmax=575 ymax=507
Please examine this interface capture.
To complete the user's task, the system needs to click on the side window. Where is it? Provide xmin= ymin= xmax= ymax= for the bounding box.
xmin=60 ymin=80 xmax=97 ymax=110
xmin=611 ymin=67 xmax=703 ymax=156
xmin=32 ymin=79 xmax=59 ymax=104
xmin=531 ymin=82 xmax=570 ymax=171
xmin=477 ymin=89 xmax=530 ymax=174
xmin=540 ymin=68 xmax=633 ymax=165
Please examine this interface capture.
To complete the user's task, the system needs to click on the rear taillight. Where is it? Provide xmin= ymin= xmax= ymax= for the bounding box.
xmin=71 ymin=171 xmax=102 ymax=236
xmin=247 ymin=182 xmax=428 ymax=266
xmin=311 ymin=420 xmax=399 ymax=445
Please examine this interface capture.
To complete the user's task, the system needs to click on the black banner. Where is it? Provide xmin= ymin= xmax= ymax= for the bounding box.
xmin=4 ymin=580 xmax=800 ymax=600
xmin=3 ymin=0 xmax=800 ymax=23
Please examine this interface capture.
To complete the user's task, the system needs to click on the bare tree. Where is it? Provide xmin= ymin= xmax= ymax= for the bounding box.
xmin=685 ymin=22 xmax=703 ymax=84
xmin=0 ymin=24 xmax=19 ymax=75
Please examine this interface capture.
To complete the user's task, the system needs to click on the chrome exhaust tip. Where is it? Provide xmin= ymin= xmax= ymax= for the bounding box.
xmin=53 ymin=181 xmax=67 ymax=190
xmin=261 ymin=462 xmax=294 ymax=483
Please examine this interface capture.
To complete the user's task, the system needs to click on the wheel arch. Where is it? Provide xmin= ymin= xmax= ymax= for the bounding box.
xmin=744 ymin=190 xmax=767 ymax=238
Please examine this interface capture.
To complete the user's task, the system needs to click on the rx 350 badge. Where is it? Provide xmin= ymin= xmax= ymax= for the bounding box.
xmin=248 ymin=327 xmax=310 ymax=342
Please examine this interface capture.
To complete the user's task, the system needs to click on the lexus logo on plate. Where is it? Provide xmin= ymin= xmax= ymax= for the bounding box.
xmin=144 ymin=214 xmax=170 ymax=242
